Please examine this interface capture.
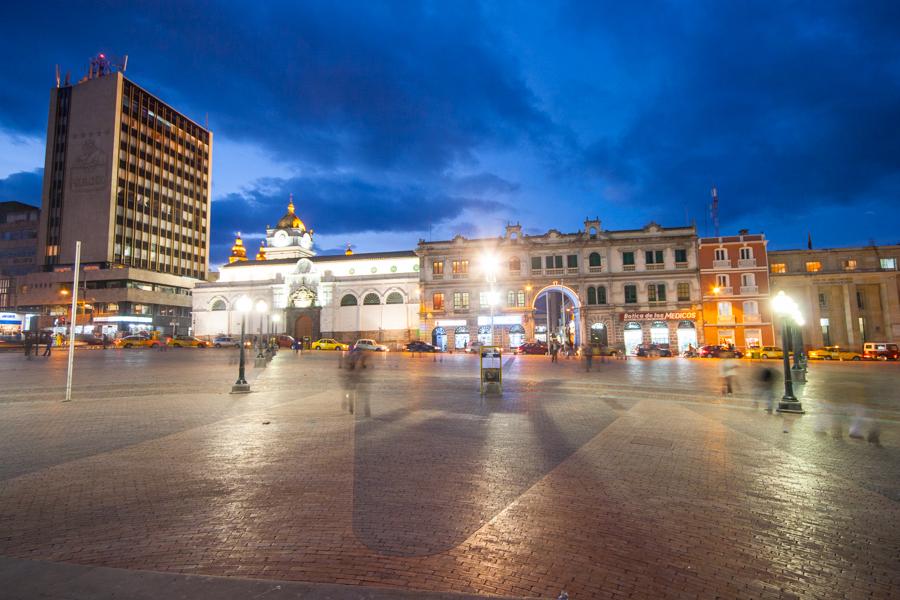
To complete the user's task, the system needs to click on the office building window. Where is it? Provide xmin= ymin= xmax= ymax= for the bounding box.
xmin=806 ymin=261 xmax=822 ymax=272
xmin=645 ymin=250 xmax=664 ymax=265
xmin=451 ymin=260 xmax=469 ymax=274
xmin=881 ymin=258 xmax=897 ymax=270
xmin=622 ymin=252 xmax=635 ymax=266
xmin=567 ymin=254 xmax=578 ymax=268
xmin=843 ymin=259 xmax=857 ymax=271
xmin=589 ymin=252 xmax=602 ymax=267
xmin=531 ymin=256 xmax=542 ymax=271
xmin=596 ymin=286 xmax=606 ymax=304
xmin=821 ymin=317 xmax=831 ymax=346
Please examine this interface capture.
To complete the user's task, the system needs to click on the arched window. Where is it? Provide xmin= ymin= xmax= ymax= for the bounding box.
xmin=386 ymin=291 xmax=404 ymax=304
xmin=340 ymin=294 xmax=357 ymax=307
xmin=210 ymin=298 xmax=226 ymax=311
xmin=597 ymin=286 xmax=607 ymax=304
xmin=589 ymin=252 xmax=602 ymax=267
xmin=587 ymin=287 xmax=597 ymax=305
xmin=509 ymin=256 xmax=521 ymax=272
xmin=363 ymin=293 xmax=381 ymax=305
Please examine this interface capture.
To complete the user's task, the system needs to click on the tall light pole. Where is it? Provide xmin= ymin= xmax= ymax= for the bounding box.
xmin=232 ymin=295 xmax=252 ymax=393
xmin=481 ymin=252 xmax=499 ymax=347
xmin=255 ymin=300 xmax=268 ymax=360
xmin=772 ymin=291 xmax=805 ymax=413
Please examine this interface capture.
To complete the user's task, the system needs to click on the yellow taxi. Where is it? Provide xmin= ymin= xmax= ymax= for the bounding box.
xmin=115 ymin=335 xmax=162 ymax=349
xmin=168 ymin=335 xmax=209 ymax=348
xmin=311 ymin=338 xmax=349 ymax=351
xmin=808 ymin=346 xmax=863 ymax=361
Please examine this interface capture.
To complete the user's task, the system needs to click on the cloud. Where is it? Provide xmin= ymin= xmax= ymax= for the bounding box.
xmin=0 ymin=169 xmax=42 ymax=204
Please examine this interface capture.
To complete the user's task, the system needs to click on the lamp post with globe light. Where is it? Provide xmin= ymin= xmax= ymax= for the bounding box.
xmin=791 ymin=312 xmax=807 ymax=382
xmin=271 ymin=313 xmax=281 ymax=356
xmin=232 ymin=295 xmax=252 ymax=393
xmin=771 ymin=291 xmax=805 ymax=413
xmin=480 ymin=253 xmax=500 ymax=347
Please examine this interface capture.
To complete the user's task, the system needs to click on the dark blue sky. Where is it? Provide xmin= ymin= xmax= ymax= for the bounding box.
xmin=1 ymin=1 xmax=898 ymax=266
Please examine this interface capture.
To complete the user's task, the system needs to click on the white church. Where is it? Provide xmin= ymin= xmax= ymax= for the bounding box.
xmin=191 ymin=197 xmax=421 ymax=346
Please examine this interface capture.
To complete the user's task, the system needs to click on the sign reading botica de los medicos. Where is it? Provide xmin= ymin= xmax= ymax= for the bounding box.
xmin=621 ymin=311 xmax=697 ymax=321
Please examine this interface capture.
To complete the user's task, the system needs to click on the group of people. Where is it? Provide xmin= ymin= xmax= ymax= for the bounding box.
xmin=22 ymin=332 xmax=61 ymax=358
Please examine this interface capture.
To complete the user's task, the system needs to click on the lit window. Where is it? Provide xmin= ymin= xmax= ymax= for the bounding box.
xmin=677 ymin=282 xmax=690 ymax=301
xmin=843 ymin=259 xmax=857 ymax=271
xmin=881 ymin=258 xmax=897 ymax=270
xmin=770 ymin=263 xmax=786 ymax=273
xmin=453 ymin=292 xmax=469 ymax=310
xmin=432 ymin=261 xmax=444 ymax=275
xmin=432 ymin=293 xmax=444 ymax=311
xmin=451 ymin=260 xmax=468 ymax=274
xmin=805 ymin=261 xmax=822 ymax=272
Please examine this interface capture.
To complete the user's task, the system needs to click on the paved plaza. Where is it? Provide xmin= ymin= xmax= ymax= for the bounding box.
xmin=0 ymin=348 xmax=898 ymax=599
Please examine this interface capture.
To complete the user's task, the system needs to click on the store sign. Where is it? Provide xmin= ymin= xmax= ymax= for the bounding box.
xmin=477 ymin=315 xmax=522 ymax=326
xmin=93 ymin=316 xmax=153 ymax=324
xmin=621 ymin=311 xmax=697 ymax=321
xmin=0 ymin=312 xmax=22 ymax=325
xmin=435 ymin=319 xmax=467 ymax=327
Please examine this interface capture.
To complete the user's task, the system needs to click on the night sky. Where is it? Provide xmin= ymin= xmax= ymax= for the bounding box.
xmin=1 ymin=1 xmax=898 ymax=267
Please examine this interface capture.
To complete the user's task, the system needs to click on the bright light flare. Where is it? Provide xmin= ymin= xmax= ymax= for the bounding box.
xmin=235 ymin=296 xmax=252 ymax=312
xmin=255 ymin=300 xmax=269 ymax=313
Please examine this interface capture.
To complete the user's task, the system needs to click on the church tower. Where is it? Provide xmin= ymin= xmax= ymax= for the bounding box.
xmin=265 ymin=194 xmax=315 ymax=260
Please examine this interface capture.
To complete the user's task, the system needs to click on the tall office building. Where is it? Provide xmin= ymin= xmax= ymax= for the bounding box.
xmin=15 ymin=55 xmax=212 ymax=336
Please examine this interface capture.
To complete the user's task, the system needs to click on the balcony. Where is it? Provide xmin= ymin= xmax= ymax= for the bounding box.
xmin=717 ymin=314 xmax=735 ymax=325
xmin=675 ymin=262 xmax=689 ymax=269
xmin=451 ymin=273 xmax=468 ymax=279
xmin=623 ymin=264 xmax=636 ymax=271
xmin=646 ymin=263 xmax=664 ymax=270
xmin=715 ymin=286 xmax=733 ymax=296
xmin=545 ymin=268 xmax=564 ymax=276
xmin=738 ymin=258 xmax=757 ymax=268
xmin=743 ymin=313 xmax=761 ymax=324
xmin=432 ymin=274 xmax=443 ymax=280
xmin=588 ymin=266 xmax=603 ymax=273
xmin=713 ymin=259 xmax=732 ymax=269
xmin=566 ymin=267 xmax=579 ymax=274
xmin=740 ymin=285 xmax=758 ymax=295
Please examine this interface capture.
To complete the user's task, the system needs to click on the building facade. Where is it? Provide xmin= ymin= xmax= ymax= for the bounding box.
xmin=191 ymin=200 xmax=420 ymax=345
xmin=699 ymin=230 xmax=775 ymax=349
xmin=417 ymin=220 xmax=702 ymax=354
xmin=769 ymin=245 xmax=900 ymax=348
xmin=13 ymin=56 xmax=212 ymax=335
xmin=0 ymin=202 xmax=41 ymax=316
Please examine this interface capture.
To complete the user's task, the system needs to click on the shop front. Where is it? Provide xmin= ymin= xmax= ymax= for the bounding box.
xmin=620 ymin=310 xmax=700 ymax=355
xmin=0 ymin=312 xmax=24 ymax=335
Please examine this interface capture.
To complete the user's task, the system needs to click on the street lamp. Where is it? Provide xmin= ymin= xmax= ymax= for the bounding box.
xmin=255 ymin=300 xmax=268 ymax=360
xmin=232 ymin=295 xmax=252 ymax=393
xmin=771 ymin=291 xmax=805 ymax=413
xmin=480 ymin=253 xmax=499 ymax=346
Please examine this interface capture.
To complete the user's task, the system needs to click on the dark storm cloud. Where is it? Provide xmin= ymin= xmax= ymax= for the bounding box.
xmin=0 ymin=1 xmax=552 ymax=174
xmin=565 ymin=1 xmax=900 ymax=236
xmin=0 ymin=169 xmax=42 ymax=204
xmin=212 ymin=174 xmax=508 ymax=240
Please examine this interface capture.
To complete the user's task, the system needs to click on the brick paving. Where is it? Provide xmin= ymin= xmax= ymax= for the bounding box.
xmin=0 ymin=349 xmax=898 ymax=598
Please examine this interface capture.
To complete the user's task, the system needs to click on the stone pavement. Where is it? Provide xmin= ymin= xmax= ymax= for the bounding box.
xmin=0 ymin=349 xmax=898 ymax=598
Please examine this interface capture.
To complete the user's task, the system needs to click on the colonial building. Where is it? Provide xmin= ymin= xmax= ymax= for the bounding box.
xmin=768 ymin=245 xmax=900 ymax=348
xmin=699 ymin=230 xmax=775 ymax=349
xmin=416 ymin=220 xmax=702 ymax=354
xmin=191 ymin=199 xmax=420 ymax=345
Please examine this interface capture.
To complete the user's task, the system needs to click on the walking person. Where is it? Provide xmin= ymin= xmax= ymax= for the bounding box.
xmin=24 ymin=333 xmax=33 ymax=360
xmin=583 ymin=344 xmax=593 ymax=372
xmin=756 ymin=365 xmax=775 ymax=412
xmin=42 ymin=333 xmax=53 ymax=357
xmin=720 ymin=358 xmax=737 ymax=396
xmin=550 ymin=341 xmax=559 ymax=363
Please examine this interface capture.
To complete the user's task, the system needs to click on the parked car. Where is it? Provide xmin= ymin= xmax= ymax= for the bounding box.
xmin=636 ymin=344 xmax=673 ymax=357
xmin=405 ymin=341 xmax=438 ymax=353
xmin=212 ymin=336 xmax=239 ymax=348
xmin=808 ymin=346 xmax=863 ymax=361
xmin=862 ymin=342 xmax=899 ymax=361
xmin=699 ymin=344 xmax=743 ymax=358
xmin=312 ymin=338 xmax=349 ymax=351
xmin=168 ymin=335 xmax=208 ymax=348
xmin=353 ymin=338 xmax=389 ymax=352
xmin=116 ymin=335 xmax=162 ymax=349
xmin=754 ymin=346 xmax=784 ymax=359
xmin=275 ymin=335 xmax=296 ymax=348
xmin=515 ymin=341 xmax=548 ymax=355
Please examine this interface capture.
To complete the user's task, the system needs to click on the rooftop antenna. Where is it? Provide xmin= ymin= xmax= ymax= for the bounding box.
xmin=122 ymin=55 xmax=128 ymax=73
xmin=55 ymin=65 xmax=60 ymax=88
xmin=710 ymin=186 xmax=720 ymax=237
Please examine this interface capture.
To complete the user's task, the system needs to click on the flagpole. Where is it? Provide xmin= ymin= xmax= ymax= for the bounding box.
xmin=64 ymin=241 xmax=81 ymax=402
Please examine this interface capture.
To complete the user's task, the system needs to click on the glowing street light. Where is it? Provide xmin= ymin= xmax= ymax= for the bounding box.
xmin=255 ymin=300 xmax=268 ymax=359
xmin=232 ymin=295 xmax=253 ymax=393
xmin=480 ymin=252 xmax=499 ymax=346
xmin=771 ymin=291 xmax=805 ymax=413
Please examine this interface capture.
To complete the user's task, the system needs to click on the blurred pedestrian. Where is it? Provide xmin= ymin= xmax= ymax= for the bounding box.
xmin=583 ymin=344 xmax=593 ymax=371
xmin=341 ymin=349 xmax=370 ymax=417
xmin=42 ymin=333 xmax=52 ymax=357
xmin=720 ymin=358 xmax=737 ymax=396
xmin=550 ymin=341 xmax=559 ymax=363
xmin=24 ymin=334 xmax=33 ymax=359
xmin=756 ymin=365 xmax=775 ymax=412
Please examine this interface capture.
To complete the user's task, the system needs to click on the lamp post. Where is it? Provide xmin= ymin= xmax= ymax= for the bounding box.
xmin=271 ymin=313 xmax=281 ymax=356
xmin=232 ymin=295 xmax=252 ymax=393
xmin=771 ymin=291 xmax=805 ymax=413
xmin=791 ymin=313 xmax=807 ymax=382
xmin=481 ymin=253 xmax=499 ymax=347
xmin=255 ymin=300 xmax=268 ymax=363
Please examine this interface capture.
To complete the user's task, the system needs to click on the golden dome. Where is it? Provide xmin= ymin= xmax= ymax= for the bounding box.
xmin=255 ymin=241 xmax=267 ymax=261
xmin=345 ymin=244 xmax=353 ymax=256
xmin=276 ymin=193 xmax=306 ymax=231
xmin=229 ymin=233 xmax=248 ymax=263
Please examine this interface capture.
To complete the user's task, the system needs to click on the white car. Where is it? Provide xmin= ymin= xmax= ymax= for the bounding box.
xmin=354 ymin=338 xmax=389 ymax=352
xmin=212 ymin=336 xmax=239 ymax=348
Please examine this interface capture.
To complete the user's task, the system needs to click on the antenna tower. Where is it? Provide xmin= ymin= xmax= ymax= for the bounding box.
xmin=710 ymin=186 xmax=720 ymax=237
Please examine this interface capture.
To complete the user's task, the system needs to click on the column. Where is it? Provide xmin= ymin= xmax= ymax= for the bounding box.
xmin=879 ymin=282 xmax=893 ymax=341
xmin=842 ymin=283 xmax=855 ymax=345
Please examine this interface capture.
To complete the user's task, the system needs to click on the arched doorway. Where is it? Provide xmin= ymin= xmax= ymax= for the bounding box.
xmin=650 ymin=320 xmax=670 ymax=346
xmin=676 ymin=320 xmax=697 ymax=353
xmin=623 ymin=321 xmax=643 ymax=355
xmin=509 ymin=324 xmax=525 ymax=349
xmin=590 ymin=322 xmax=609 ymax=347
xmin=454 ymin=325 xmax=470 ymax=350
xmin=294 ymin=315 xmax=313 ymax=342
xmin=531 ymin=284 xmax=584 ymax=347
xmin=432 ymin=327 xmax=447 ymax=351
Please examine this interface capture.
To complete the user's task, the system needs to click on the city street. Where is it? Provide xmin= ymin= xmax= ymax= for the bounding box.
xmin=0 ymin=349 xmax=898 ymax=599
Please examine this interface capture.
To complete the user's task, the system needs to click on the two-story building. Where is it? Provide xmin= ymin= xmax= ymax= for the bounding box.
xmin=699 ymin=230 xmax=775 ymax=349
xmin=416 ymin=220 xmax=702 ymax=354
xmin=768 ymin=244 xmax=900 ymax=348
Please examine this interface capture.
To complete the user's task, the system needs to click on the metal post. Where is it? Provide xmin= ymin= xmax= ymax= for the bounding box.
xmin=791 ymin=325 xmax=806 ymax=382
xmin=777 ymin=319 xmax=804 ymax=413
xmin=64 ymin=241 xmax=81 ymax=402
xmin=257 ymin=312 xmax=265 ymax=358
xmin=232 ymin=313 xmax=249 ymax=393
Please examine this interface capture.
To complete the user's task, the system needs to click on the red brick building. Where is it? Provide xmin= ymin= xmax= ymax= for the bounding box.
xmin=699 ymin=231 xmax=775 ymax=350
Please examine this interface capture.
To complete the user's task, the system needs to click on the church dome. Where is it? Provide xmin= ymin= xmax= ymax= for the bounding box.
xmin=276 ymin=194 xmax=306 ymax=231
xmin=228 ymin=233 xmax=248 ymax=263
